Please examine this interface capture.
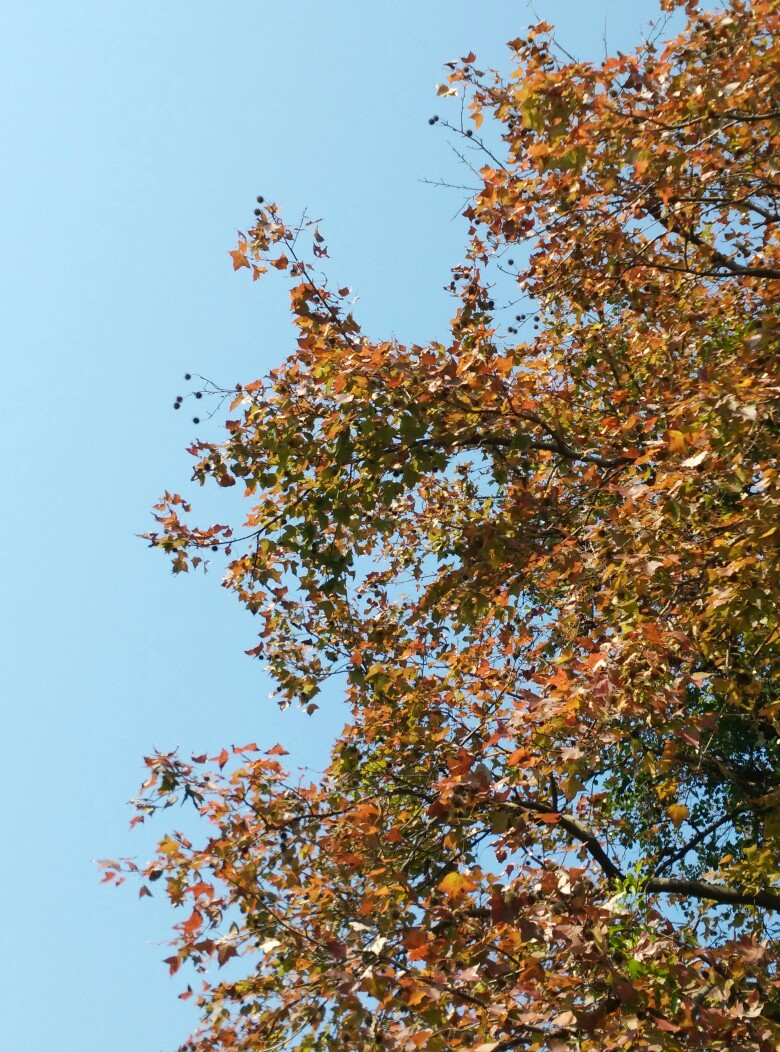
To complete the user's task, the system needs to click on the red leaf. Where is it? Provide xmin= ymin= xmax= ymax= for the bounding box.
xmin=181 ymin=909 xmax=203 ymax=936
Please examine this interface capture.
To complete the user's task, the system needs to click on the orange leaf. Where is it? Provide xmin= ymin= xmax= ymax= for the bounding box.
xmin=229 ymin=249 xmax=250 ymax=271
xmin=210 ymin=748 xmax=229 ymax=769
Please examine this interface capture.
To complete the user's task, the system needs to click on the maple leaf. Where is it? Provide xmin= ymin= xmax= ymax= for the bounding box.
xmin=668 ymin=804 xmax=690 ymax=829
xmin=229 ymin=248 xmax=250 ymax=271
xmin=438 ymin=871 xmax=478 ymax=898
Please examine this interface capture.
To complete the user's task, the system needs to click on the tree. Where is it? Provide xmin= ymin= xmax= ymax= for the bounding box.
xmin=104 ymin=1 xmax=780 ymax=1048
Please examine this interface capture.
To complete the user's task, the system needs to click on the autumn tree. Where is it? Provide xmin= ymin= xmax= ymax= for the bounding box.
xmin=105 ymin=1 xmax=780 ymax=1048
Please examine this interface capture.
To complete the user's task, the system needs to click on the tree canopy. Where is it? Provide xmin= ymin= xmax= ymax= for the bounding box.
xmin=104 ymin=1 xmax=780 ymax=1048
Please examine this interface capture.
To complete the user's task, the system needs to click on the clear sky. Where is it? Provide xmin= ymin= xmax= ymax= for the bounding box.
xmin=1 ymin=2 xmax=679 ymax=1049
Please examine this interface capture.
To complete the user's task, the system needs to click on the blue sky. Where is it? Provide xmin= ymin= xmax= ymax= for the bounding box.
xmin=1 ymin=2 xmax=678 ymax=1049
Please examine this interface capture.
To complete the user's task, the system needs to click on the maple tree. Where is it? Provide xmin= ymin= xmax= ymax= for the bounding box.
xmin=104 ymin=0 xmax=780 ymax=1048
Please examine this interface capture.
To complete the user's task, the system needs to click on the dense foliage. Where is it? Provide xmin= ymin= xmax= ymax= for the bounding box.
xmin=104 ymin=1 xmax=780 ymax=1048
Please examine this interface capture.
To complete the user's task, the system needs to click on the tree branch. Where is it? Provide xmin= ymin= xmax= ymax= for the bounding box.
xmin=508 ymin=797 xmax=624 ymax=883
xmin=645 ymin=198 xmax=780 ymax=279
xmin=645 ymin=876 xmax=780 ymax=912
xmin=409 ymin=432 xmax=633 ymax=469
xmin=652 ymin=807 xmax=747 ymax=876
xmin=509 ymin=797 xmax=780 ymax=912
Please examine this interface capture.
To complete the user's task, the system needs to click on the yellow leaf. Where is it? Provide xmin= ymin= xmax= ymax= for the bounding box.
xmin=560 ymin=774 xmax=587 ymax=800
xmin=667 ymin=430 xmax=687 ymax=454
xmin=668 ymin=804 xmax=689 ymax=828
xmin=438 ymin=871 xmax=477 ymax=897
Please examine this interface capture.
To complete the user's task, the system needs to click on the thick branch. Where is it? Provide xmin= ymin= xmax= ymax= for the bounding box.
xmin=645 ymin=199 xmax=780 ymax=279
xmin=645 ymin=876 xmax=780 ymax=912
xmin=477 ymin=434 xmax=632 ymax=468
xmin=509 ymin=797 xmax=624 ymax=883
xmin=554 ymin=811 xmax=624 ymax=883
xmin=510 ymin=797 xmax=780 ymax=912
xmin=409 ymin=432 xmax=633 ymax=469
xmin=652 ymin=808 xmax=746 ymax=876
